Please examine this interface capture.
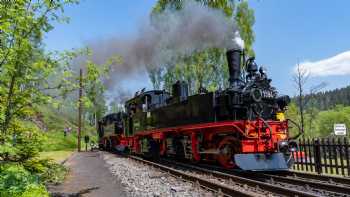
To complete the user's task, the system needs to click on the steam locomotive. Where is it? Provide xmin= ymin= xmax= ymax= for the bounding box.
xmin=98 ymin=48 xmax=300 ymax=171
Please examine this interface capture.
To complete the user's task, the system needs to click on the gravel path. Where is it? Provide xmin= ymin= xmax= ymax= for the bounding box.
xmin=102 ymin=152 xmax=215 ymax=197
xmin=48 ymin=151 xmax=126 ymax=197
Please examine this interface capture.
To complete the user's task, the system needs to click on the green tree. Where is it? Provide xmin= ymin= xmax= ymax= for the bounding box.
xmin=316 ymin=106 xmax=350 ymax=137
xmin=235 ymin=1 xmax=255 ymax=56
xmin=285 ymin=102 xmax=302 ymax=137
xmin=147 ymin=67 xmax=163 ymax=90
xmin=83 ymin=55 xmax=119 ymax=129
xmin=0 ymin=0 xmax=79 ymax=134
xmin=0 ymin=164 xmax=49 ymax=197
xmin=0 ymin=1 xmax=82 ymax=196
xmin=150 ymin=0 xmax=255 ymax=93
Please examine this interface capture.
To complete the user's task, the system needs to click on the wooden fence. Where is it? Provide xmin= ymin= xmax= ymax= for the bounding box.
xmin=292 ymin=137 xmax=350 ymax=176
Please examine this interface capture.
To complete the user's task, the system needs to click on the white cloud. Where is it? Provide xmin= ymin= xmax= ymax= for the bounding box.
xmin=297 ymin=51 xmax=350 ymax=77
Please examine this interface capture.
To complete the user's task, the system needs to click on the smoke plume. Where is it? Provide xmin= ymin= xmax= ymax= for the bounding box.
xmin=86 ymin=1 xmax=242 ymax=100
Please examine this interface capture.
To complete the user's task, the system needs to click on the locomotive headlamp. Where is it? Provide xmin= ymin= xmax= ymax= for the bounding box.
xmin=278 ymin=141 xmax=289 ymax=153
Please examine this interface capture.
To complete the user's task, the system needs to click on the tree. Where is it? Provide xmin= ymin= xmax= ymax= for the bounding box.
xmin=293 ymin=63 xmax=309 ymax=134
xmin=0 ymin=0 xmax=79 ymax=135
xmin=303 ymin=85 xmax=350 ymax=111
xmin=235 ymin=1 xmax=255 ymax=56
xmin=83 ymin=55 xmax=117 ymax=129
xmin=292 ymin=63 xmax=327 ymax=135
xmin=0 ymin=1 xmax=81 ymax=196
xmin=0 ymin=0 xmax=104 ymax=169
xmin=285 ymin=102 xmax=301 ymax=137
xmin=150 ymin=0 xmax=255 ymax=93
xmin=305 ymin=83 xmax=327 ymax=133
xmin=148 ymin=67 xmax=163 ymax=90
xmin=316 ymin=106 xmax=350 ymax=137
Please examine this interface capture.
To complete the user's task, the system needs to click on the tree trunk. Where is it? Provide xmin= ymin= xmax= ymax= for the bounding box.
xmin=2 ymin=74 xmax=16 ymax=134
xmin=298 ymin=76 xmax=305 ymax=133
xmin=94 ymin=111 xmax=98 ymax=131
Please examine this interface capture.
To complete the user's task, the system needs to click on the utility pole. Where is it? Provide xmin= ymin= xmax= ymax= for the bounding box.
xmin=78 ymin=68 xmax=83 ymax=152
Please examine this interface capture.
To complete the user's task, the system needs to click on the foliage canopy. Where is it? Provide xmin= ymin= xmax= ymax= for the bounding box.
xmin=149 ymin=0 xmax=255 ymax=94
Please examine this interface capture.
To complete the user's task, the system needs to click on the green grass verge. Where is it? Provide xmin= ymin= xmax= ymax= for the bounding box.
xmin=37 ymin=105 xmax=98 ymax=152
xmin=42 ymin=131 xmax=78 ymax=151
xmin=41 ymin=130 xmax=96 ymax=151
xmin=39 ymin=150 xmax=74 ymax=163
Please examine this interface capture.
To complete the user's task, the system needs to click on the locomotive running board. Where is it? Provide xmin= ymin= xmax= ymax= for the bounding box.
xmin=234 ymin=153 xmax=289 ymax=171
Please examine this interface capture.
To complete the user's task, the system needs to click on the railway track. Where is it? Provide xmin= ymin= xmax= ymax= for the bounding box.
xmin=128 ymin=155 xmax=257 ymax=197
xmin=272 ymin=171 xmax=350 ymax=186
xmin=127 ymin=155 xmax=322 ymax=197
xmin=263 ymin=171 xmax=350 ymax=195
xmin=230 ymin=171 xmax=350 ymax=197
xmin=163 ymin=159 xmax=350 ymax=197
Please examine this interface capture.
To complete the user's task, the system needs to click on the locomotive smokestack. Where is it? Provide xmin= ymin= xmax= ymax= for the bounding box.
xmin=226 ymin=49 xmax=242 ymax=87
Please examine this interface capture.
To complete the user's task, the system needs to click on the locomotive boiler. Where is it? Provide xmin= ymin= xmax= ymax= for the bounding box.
xmin=98 ymin=48 xmax=299 ymax=171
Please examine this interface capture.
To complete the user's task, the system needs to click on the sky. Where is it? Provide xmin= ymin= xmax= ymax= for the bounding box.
xmin=44 ymin=0 xmax=350 ymax=97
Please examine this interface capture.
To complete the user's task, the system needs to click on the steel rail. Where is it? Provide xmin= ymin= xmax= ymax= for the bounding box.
xmin=193 ymin=163 xmax=350 ymax=196
xmin=285 ymin=171 xmax=350 ymax=186
xmin=259 ymin=173 xmax=350 ymax=196
xmin=194 ymin=160 xmax=350 ymax=195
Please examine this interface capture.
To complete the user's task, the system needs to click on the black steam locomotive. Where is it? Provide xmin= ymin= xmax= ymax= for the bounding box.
xmin=99 ymin=48 xmax=297 ymax=171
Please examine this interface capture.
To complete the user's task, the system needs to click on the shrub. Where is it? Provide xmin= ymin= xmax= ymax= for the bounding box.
xmin=0 ymin=164 xmax=49 ymax=197
xmin=20 ymin=184 xmax=49 ymax=197
xmin=0 ymin=120 xmax=45 ymax=162
xmin=22 ymin=158 xmax=68 ymax=184
xmin=40 ymin=161 xmax=68 ymax=184
xmin=0 ymin=120 xmax=68 ymax=196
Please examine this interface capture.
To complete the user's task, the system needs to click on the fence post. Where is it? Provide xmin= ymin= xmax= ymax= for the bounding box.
xmin=333 ymin=138 xmax=339 ymax=175
xmin=322 ymin=138 xmax=328 ymax=174
xmin=314 ymin=138 xmax=322 ymax=174
xmin=307 ymin=138 xmax=314 ymax=172
xmin=303 ymin=138 xmax=309 ymax=171
xmin=339 ymin=138 xmax=345 ymax=176
xmin=344 ymin=138 xmax=350 ymax=176
xmin=299 ymin=138 xmax=304 ymax=171
xmin=328 ymin=138 xmax=333 ymax=174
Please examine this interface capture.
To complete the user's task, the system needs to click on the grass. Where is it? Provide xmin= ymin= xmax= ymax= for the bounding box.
xmin=42 ymin=131 xmax=78 ymax=151
xmin=39 ymin=150 xmax=74 ymax=163
xmin=37 ymin=105 xmax=97 ymax=151
xmin=37 ymin=105 xmax=77 ymax=132
xmin=41 ymin=130 xmax=97 ymax=151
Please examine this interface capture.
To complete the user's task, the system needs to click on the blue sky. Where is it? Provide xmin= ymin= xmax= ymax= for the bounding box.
xmin=44 ymin=0 xmax=350 ymax=96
